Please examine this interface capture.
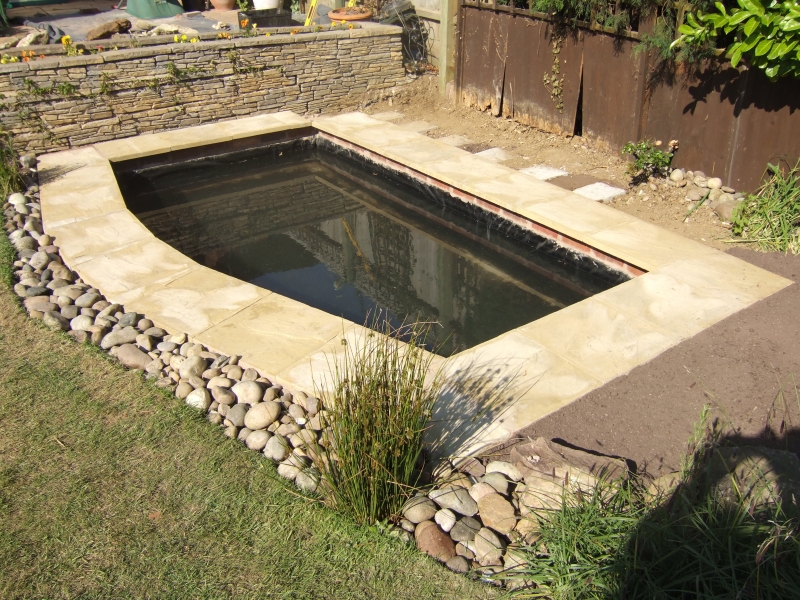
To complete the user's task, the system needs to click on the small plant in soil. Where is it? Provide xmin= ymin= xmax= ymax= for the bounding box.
xmin=312 ymin=313 xmax=444 ymax=525
xmin=621 ymin=139 xmax=677 ymax=182
xmin=732 ymin=159 xmax=800 ymax=254
xmin=0 ymin=130 xmax=23 ymax=198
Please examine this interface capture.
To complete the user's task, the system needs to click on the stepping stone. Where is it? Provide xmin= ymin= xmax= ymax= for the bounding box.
xmin=573 ymin=182 xmax=627 ymax=202
xmin=437 ymin=134 xmax=474 ymax=147
xmin=474 ymin=147 xmax=513 ymax=162
xmin=520 ymin=165 xmax=568 ymax=181
xmin=371 ymin=111 xmax=404 ymax=122
xmin=401 ymin=120 xmax=438 ymax=133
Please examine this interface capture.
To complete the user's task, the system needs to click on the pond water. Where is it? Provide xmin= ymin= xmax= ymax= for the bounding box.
xmin=116 ymin=138 xmax=625 ymax=355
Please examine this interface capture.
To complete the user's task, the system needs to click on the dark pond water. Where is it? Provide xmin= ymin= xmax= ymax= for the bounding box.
xmin=116 ymin=138 xmax=625 ymax=355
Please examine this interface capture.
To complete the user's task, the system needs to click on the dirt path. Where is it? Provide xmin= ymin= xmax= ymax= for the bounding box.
xmin=492 ymin=248 xmax=800 ymax=476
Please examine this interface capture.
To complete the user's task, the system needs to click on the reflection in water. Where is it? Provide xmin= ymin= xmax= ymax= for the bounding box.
xmin=118 ymin=143 xmax=622 ymax=355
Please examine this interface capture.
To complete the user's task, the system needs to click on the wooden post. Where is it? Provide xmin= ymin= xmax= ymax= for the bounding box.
xmin=439 ymin=0 xmax=459 ymax=96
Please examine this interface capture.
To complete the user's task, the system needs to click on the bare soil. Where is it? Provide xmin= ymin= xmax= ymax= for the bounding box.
xmin=359 ymin=75 xmax=735 ymax=252
xmin=493 ymin=248 xmax=800 ymax=477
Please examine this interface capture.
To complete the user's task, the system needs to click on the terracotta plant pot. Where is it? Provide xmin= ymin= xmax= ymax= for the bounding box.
xmin=327 ymin=7 xmax=373 ymax=21
xmin=210 ymin=0 xmax=237 ymax=10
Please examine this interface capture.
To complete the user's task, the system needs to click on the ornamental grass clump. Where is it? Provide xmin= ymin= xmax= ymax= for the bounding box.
xmin=313 ymin=315 xmax=444 ymax=525
xmin=0 ymin=130 xmax=22 ymax=199
xmin=732 ymin=159 xmax=800 ymax=254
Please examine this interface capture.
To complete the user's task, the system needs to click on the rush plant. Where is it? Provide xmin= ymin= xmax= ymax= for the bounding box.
xmin=312 ymin=314 xmax=444 ymax=525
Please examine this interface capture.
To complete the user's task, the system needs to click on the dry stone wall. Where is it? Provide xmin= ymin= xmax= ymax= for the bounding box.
xmin=0 ymin=27 xmax=405 ymax=154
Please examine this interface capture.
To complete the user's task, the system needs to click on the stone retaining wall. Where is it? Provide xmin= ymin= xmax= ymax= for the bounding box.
xmin=0 ymin=26 xmax=405 ymax=154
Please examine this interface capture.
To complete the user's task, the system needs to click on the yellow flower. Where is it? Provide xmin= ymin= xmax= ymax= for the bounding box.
xmin=265 ymin=32 xmax=271 ymax=37
xmin=174 ymin=34 xmax=180 ymax=42
xmin=348 ymin=23 xmax=354 ymax=29
xmin=190 ymin=37 xmax=199 ymax=43
xmin=181 ymin=34 xmax=187 ymax=41
xmin=240 ymin=18 xmax=249 ymax=28
xmin=341 ymin=19 xmax=346 ymax=24
xmin=61 ymin=35 xmax=72 ymax=45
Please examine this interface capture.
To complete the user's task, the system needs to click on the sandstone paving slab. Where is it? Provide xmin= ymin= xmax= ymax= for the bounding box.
xmin=214 ymin=111 xmax=311 ymax=140
xmin=517 ymin=295 xmax=683 ymax=384
xmin=40 ymin=183 xmax=127 ymax=229
xmin=94 ymin=133 xmax=174 ymax=162
xmin=126 ymin=266 xmax=269 ymax=336
xmin=153 ymin=122 xmax=233 ymax=152
xmin=74 ymin=238 xmax=200 ymax=306
xmin=468 ymin=171 xmax=573 ymax=213
xmin=37 ymin=146 xmax=106 ymax=184
xmin=521 ymin=195 xmax=639 ymax=241
xmin=426 ymin=331 xmax=602 ymax=460
xmin=46 ymin=209 xmax=153 ymax=266
xmin=196 ymin=293 xmax=347 ymax=377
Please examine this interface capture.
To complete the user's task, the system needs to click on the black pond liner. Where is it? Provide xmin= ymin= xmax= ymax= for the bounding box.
xmin=113 ymin=133 xmax=632 ymax=356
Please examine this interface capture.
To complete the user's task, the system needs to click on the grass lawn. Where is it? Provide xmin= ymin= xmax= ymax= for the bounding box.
xmin=0 ymin=233 xmax=495 ymax=599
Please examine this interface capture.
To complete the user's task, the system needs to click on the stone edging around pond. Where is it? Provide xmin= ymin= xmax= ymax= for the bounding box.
xmin=6 ymin=157 xmax=606 ymax=583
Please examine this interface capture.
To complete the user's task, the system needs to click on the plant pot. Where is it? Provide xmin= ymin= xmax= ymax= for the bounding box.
xmin=253 ymin=0 xmax=281 ymax=9
xmin=237 ymin=8 xmax=294 ymax=28
xmin=209 ymin=0 xmax=237 ymax=10
xmin=182 ymin=0 xmax=206 ymax=11
xmin=328 ymin=7 xmax=373 ymax=21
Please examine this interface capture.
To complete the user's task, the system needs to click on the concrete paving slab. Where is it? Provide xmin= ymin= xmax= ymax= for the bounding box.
xmin=437 ymin=134 xmax=474 ymax=147
xmin=400 ymin=120 xmax=438 ymax=134
xmin=574 ymin=182 xmax=627 ymax=202
xmin=370 ymin=111 xmax=404 ymax=122
xmin=520 ymin=165 xmax=568 ymax=181
xmin=474 ymin=147 xmax=513 ymax=163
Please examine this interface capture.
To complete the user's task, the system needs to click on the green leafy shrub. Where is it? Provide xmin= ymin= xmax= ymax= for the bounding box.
xmin=672 ymin=0 xmax=800 ymax=80
xmin=732 ymin=159 xmax=800 ymax=253
xmin=621 ymin=139 xmax=676 ymax=180
xmin=312 ymin=315 xmax=444 ymax=525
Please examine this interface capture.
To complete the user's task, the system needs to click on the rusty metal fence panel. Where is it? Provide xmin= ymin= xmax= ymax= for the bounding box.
xmin=455 ymin=2 xmax=800 ymax=190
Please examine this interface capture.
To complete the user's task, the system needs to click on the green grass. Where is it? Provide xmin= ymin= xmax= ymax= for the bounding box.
xmin=0 ymin=231 xmax=494 ymax=598
xmin=732 ymin=160 xmax=800 ymax=254
xmin=503 ymin=408 xmax=800 ymax=599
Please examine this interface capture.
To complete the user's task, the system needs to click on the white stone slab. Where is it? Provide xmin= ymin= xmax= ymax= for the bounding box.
xmin=400 ymin=120 xmax=438 ymax=134
xmin=475 ymin=147 xmax=513 ymax=162
xmin=370 ymin=111 xmax=404 ymax=122
xmin=573 ymin=182 xmax=627 ymax=202
xmin=437 ymin=134 xmax=474 ymax=147
xmin=520 ymin=165 xmax=568 ymax=181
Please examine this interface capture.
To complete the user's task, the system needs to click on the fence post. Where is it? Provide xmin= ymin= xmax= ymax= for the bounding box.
xmin=439 ymin=0 xmax=459 ymax=96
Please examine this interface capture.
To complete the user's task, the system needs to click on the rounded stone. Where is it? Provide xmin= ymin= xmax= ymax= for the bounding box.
xmin=67 ymin=330 xmax=89 ymax=344
xmin=226 ymin=403 xmax=249 ymax=427
xmin=68 ymin=314 xmax=94 ymax=332
xmin=434 ymin=508 xmax=457 ymax=533
xmin=295 ymin=470 xmax=318 ymax=493
xmin=707 ymin=177 xmax=723 ymax=189
xmin=288 ymin=403 xmax=306 ymax=420
xmin=245 ymin=429 xmax=272 ymax=451
xmin=186 ymin=387 xmax=212 ymax=411
xmin=157 ymin=341 xmax=178 ymax=352
xmin=116 ymin=343 xmax=151 ymax=370
xmin=175 ymin=382 xmax=194 ymax=400
xmin=42 ymin=311 xmax=69 ymax=331
xmin=263 ymin=434 xmax=290 ymax=462
xmin=277 ymin=462 xmax=300 ymax=480
xmin=231 ymin=380 xmax=263 ymax=405
xmin=137 ymin=318 xmax=154 ymax=331
xmin=402 ymin=495 xmax=438 ymax=524
xmin=669 ymin=169 xmax=684 ymax=182
xmin=415 ymin=521 xmax=456 ymax=562
xmin=481 ymin=472 xmax=510 ymax=495
xmin=179 ymin=355 xmax=208 ymax=380
xmin=469 ymin=481 xmax=499 ymax=502
xmin=429 ymin=486 xmax=478 ymax=516
xmin=207 ymin=376 xmax=233 ymax=389
xmin=59 ymin=305 xmax=80 ymax=320
xmin=477 ymin=493 xmax=517 ymax=535
xmin=474 ymin=528 xmax=505 ymax=566
xmin=100 ymin=326 xmax=139 ymax=350
xmin=485 ymin=460 xmax=522 ymax=482
xmin=244 ymin=401 xmax=281 ymax=430
xmin=242 ymin=367 xmax=259 ymax=381
xmin=445 ymin=555 xmax=470 ymax=573
xmin=449 ymin=516 xmax=481 ymax=543
xmin=75 ymin=292 xmax=101 ymax=308
xmin=237 ymin=427 xmax=252 ymax=442
xmin=211 ymin=386 xmax=236 ymax=406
